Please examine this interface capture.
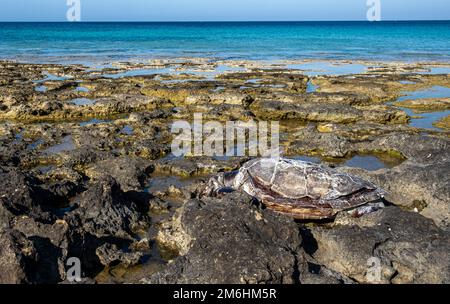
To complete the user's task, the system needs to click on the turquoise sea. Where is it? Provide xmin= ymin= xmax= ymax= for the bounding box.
xmin=0 ymin=21 xmax=449 ymax=64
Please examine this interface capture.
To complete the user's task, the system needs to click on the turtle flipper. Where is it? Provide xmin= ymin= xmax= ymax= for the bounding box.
xmin=348 ymin=201 xmax=385 ymax=218
xmin=198 ymin=172 xmax=233 ymax=197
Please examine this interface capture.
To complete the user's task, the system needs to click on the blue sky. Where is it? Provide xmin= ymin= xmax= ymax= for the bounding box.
xmin=0 ymin=0 xmax=449 ymax=21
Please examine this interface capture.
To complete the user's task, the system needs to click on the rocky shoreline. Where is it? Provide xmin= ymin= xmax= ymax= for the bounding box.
xmin=0 ymin=58 xmax=449 ymax=284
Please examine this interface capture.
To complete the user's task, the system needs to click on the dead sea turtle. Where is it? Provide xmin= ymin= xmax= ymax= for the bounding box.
xmin=200 ymin=158 xmax=386 ymax=220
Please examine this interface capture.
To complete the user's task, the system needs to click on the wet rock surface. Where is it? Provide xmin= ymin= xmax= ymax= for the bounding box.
xmin=0 ymin=59 xmax=449 ymax=284
xmin=394 ymin=97 xmax=450 ymax=113
xmin=434 ymin=114 xmax=450 ymax=130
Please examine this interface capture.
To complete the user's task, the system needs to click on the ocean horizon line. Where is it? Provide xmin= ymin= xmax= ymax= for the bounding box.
xmin=1 ymin=20 xmax=449 ymax=23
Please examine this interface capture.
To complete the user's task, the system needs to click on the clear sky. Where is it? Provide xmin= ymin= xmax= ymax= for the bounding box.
xmin=0 ymin=0 xmax=449 ymax=21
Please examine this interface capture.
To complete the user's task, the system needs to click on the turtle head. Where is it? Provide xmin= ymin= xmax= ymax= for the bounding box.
xmin=199 ymin=171 xmax=238 ymax=198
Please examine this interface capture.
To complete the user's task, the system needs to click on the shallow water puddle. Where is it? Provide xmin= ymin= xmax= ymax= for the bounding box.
xmin=27 ymin=139 xmax=45 ymax=150
xmin=103 ymin=64 xmax=245 ymax=80
xmin=287 ymin=155 xmax=321 ymax=164
xmin=394 ymin=86 xmax=450 ymax=130
xmin=35 ymin=85 xmax=48 ymax=92
xmin=145 ymin=175 xmax=198 ymax=195
xmin=74 ymin=86 xmax=90 ymax=92
xmin=287 ymin=61 xmax=367 ymax=76
xmin=399 ymin=80 xmax=417 ymax=85
xmin=12 ymin=132 xmax=24 ymax=145
xmin=120 ymin=125 xmax=134 ymax=135
xmin=398 ymin=86 xmax=450 ymax=101
xmin=306 ymin=81 xmax=319 ymax=93
xmin=79 ymin=118 xmax=111 ymax=126
xmin=35 ymin=165 xmax=55 ymax=175
xmin=158 ymin=78 xmax=190 ymax=84
xmin=34 ymin=71 xmax=71 ymax=83
xmin=176 ymin=64 xmax=246 ymax=81
xmin=267 ymin=83 xmax=286 ymax=88
xmin=288 ymin=153 xmax=405 ymax=171
xmin=44 ymin=72 xmax=71 ymax=81
xmin=43 ymin=135 xmax=75 ymax=155
xmin=103 ymin=67 xmax=173 ymax=78
xmin=339 ymin=153 xmax=406 ymax=171
xmin=401 ymin=108 xmax=450 ymax=130
xmin=52 ymin=205 xmax=78 ymax=217
xmin=215 ymin=64 xmax=246 ymax=74
xmin=246 ymin=78 xmax=263 ymax=84
xmin=340 ymin=155 xmax=390 ymax=171
xmin=70 ymin=98 xmax=96 ymax=106
xmin=94 ymin=239 xmax=171 ymax=284
xmin=212 ymin=86 xmax=226 ymax=92
xmin=86 ymin=63 xmax=116 ymax=72
xmin=420 ymin=67 xmax=450 ymax=75
xmin=242 ymin=81 xmax=286 ymax=89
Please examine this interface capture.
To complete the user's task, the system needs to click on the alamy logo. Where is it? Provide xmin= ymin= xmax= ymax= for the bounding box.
xmin=367 ymin=0 xmax=381 ymax=21
xmin=171 ymin=113 xmax=280 ymax=158
xmin=66 ymin=0 xmax=81 ymax=22
xmin=66 ymin=257 xmax=81 ymax=282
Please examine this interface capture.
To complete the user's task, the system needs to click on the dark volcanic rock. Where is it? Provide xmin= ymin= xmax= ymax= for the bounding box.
xmin=147 ymin=192 xmax=306 ymax=284
xmin=65 ymin=176 xmax=145 ymax=240
xmin=85 ymin=157 xmax=151 ymax=192
xmin=1 ymin=167 xmax=152 ymax=282
xmin=0 ymin=167 xmax=54 ymax=224
xmin=153 ymin=156 xmax=246 ymax=177
xmin=11 ymin=217 xmax=68 ymax=283
xmin=59 ymin=176 xmax=150 ymax=277
xmin=0 ymin=229 xmax=37 ymax=284
xmin=307 ymin=206 xmax=450 ymax=284
xmin=368 ymin=133 xmax=450 ymax=164
xmin=351 ymin=161 xmax=450 ymax=230
xmin=96 ymin=243 xmax=144 ymax=267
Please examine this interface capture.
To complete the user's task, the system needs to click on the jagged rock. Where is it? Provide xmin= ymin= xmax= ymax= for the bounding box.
xmin=345 ymin=161 xmax=450 ymax=230
xmin=84 ymin=157 xmax=151 ymax=192
xmin=0 ymin=229 xmax=37 ymax=284
xmin=250 ymin=100 xmax=408 ymax=124
xmin=148 ymin=192 xmax=306 ymax=284
xmin=95 ymin=243 xmax=144 ymax=267
xmin=10 ymin=217 xmax=68 ymax=283
xmin=64 ymin=176 xmax=145 ymax=240
xmin=153 ymin=156 xmax=245 ymax=177
xmin=0 ymin=167 xmax=54 ymax=224
xmin=307 ymin=207 xmax=450 ymax=284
